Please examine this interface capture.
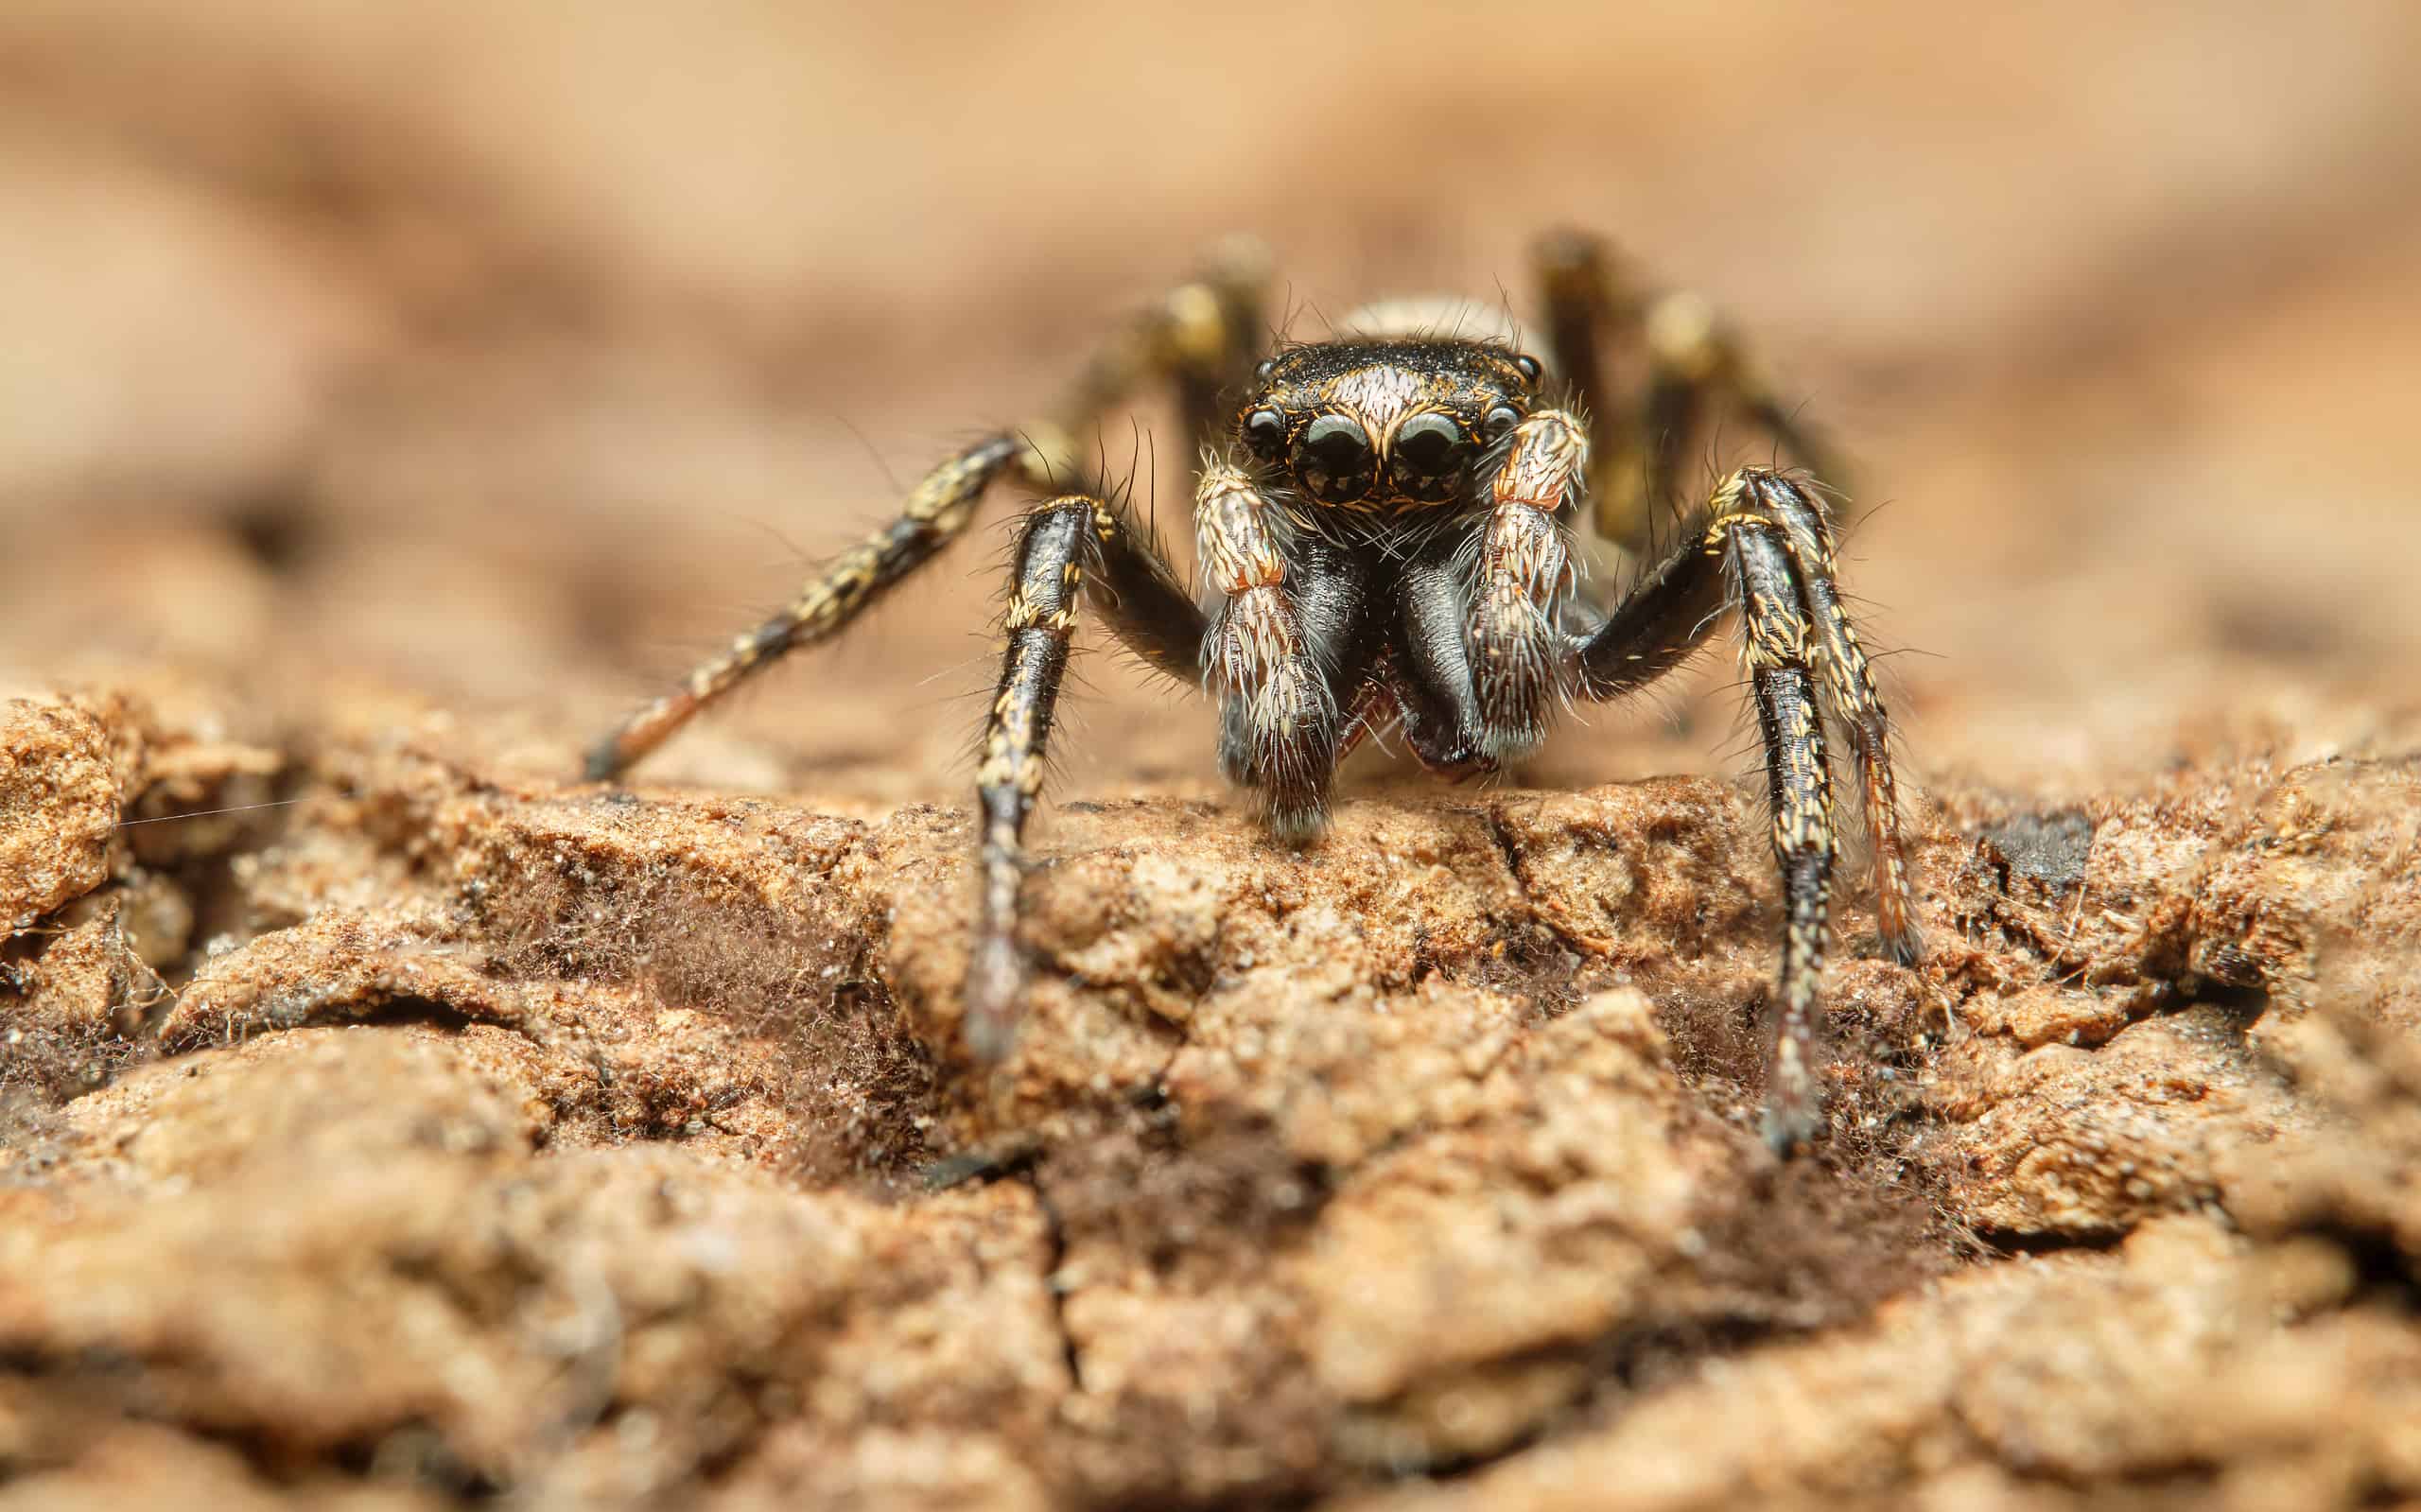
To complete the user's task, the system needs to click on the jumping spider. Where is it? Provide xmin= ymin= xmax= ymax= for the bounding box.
xmin=585 ymin=231 xmax=1924 ymax=1152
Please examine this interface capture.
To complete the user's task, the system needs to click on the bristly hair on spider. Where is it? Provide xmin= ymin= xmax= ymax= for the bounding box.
xmin=582 ymin=230 xmax=1924 ymax=1156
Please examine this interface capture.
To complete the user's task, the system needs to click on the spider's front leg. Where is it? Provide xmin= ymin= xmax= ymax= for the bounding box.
xmin=962 ymin=493 xmax=1205 ymax=1062
xmin=1576 ymin=467 xmax=1922 ymax=1153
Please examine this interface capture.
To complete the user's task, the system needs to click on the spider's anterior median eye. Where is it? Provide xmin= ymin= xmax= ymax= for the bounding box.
xmin=1390 ymin=412 xmax=1472 ymax=502
xmin=1243 ymin=407 xmax=1286 ymax=462
xmin=1483 ymin=404 xmax=1524 ymax=442
xmin=1394 ymin=413 xmax=1465 ymax=473
xmin=1293 ymin=413 xmax=1376 ymax=504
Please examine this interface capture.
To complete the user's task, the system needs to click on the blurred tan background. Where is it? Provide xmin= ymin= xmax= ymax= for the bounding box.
xmin=4 ymin=0 xmax=2417 ymax=807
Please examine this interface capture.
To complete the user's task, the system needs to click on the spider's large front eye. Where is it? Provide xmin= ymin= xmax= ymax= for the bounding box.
xmin=1390 ymin=412 xmax=1472 ymax=503
xmin=1243 ymin=407 xmax=1286 ymax=462
xmin=1293 ymin=414 xmax=1376 ymax=504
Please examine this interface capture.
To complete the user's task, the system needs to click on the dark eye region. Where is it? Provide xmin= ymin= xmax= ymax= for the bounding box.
xmin=1293 ymin=414 xmax=1377 ymax=503
xmin=1390 ymin=412 xmax=1474 ymax=502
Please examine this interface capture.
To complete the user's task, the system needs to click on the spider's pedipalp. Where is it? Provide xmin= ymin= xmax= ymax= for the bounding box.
xmin=1197 ymin=458 xmax=1344 ymax=841
xmin=1469 ymin=408 xmax=1589 ymax=760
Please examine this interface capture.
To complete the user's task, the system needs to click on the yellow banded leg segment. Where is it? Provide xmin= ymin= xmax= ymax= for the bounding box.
xmin=585 ymin=434 xmax=1026 ymax=780
xmin=962 ymin=498 xmax=1095 ymax=1063
xmin=1719 ymin=506 xmax=1839 ymax=1154
xmin=1576 ymin=466 xmax=1920 ymax=1151
xmin=1750 ymin=473 xmax=1923 ymax=965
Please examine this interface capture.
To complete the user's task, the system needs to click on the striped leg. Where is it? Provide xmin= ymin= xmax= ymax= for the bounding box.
xmin=1574 ymin=468 xmax=1919 ymax=1153
xmin=585 ymin=435 xmax=1026 ymax=779
xmin=1749 ymin=475 xmax=1924 ymax=965
xmin=584 ymin=244 xmax=1267 ymax=781
xmin=961 ymin=494 xmax=1205 ymax=1061
xmin=1727 ymin=515 xmax=1838 ymax=1154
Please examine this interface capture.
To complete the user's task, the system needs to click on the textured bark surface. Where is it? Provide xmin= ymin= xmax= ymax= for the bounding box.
xmin=5 ymin=5 xmax=2421 ymax=1507
xmin=5 ymin=680 xmax=2417 ymax=1509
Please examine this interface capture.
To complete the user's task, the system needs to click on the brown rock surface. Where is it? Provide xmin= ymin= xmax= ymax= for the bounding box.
xmin=5 ymin=5 xmax=2421 ymax=1509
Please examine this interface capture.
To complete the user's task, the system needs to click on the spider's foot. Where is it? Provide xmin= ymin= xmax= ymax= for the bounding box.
xmin=582 ymin=736 xmax=630 ymax=783
xmin=1875 ymin=877 xmax=1927 ymax=968
xmin=1880 ymin=919 xmax=1927 ymax=970
xmin=583 ymin=690 xmax=699 ymax=783
xmin=1261 ymin=797 xmax=1331 ymax=850
xmin=1761 ymin=1042 xmax=1824 ymax=1157
xmin=961 ymin=934 xmax=1028 ymax=1064
xmin=1760 ymin=1096 xmax=1823 ymax=1158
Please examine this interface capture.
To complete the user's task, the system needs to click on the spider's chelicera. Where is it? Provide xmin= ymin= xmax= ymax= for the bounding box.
xmin=585 ymin=232 xmax=1924 ymax=1153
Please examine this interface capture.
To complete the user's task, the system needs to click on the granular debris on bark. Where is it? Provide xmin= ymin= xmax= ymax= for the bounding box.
xmin=4 ymin=669 xmax=2417 ymax=1510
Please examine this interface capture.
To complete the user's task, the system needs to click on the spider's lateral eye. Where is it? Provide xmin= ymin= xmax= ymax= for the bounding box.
xmin=1512 ymin=353 xmax=1542 ymax=382
xmin=1253 ymin=357 xmax=1277 ymax=382
xmin=1292 ymin=413 xmax=1376 ymax=503
xmin=1393 ymin=413 xmax=1467 ymax=476
xmin=1483 ymin=404 xmax=1524 ymax=441
xmin=1243 ymin=407 xmax=1286 ymax=461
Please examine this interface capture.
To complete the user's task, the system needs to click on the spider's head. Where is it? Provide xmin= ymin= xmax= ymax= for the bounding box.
xmin=1234 ymin=339 xmax=1543 ymax=510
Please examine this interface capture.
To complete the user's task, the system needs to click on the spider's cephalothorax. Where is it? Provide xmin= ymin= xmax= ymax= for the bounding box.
xmin=1235 ymin=339 xmax=1541 ymax=510
xmin=583 ymin=232 xmax=1925 ymax=1154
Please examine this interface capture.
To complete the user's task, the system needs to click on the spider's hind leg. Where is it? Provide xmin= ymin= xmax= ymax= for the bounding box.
xmin=585 ymin=434 xmax=1028 ymax=779
xmin=1533 ymin=230 xmax=1850 ymax=556
xmin=1574 ymin=467 xmax=1920 ymax=1153
xmin=583 ymin=241 xmax=1268 ymax=781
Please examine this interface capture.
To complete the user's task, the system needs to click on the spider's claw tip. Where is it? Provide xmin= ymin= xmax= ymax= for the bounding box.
xmin=1264 ymin=807 xmax=1331 ymax=850
xmin=582 ymin=739 xmax=629 ymax=784
xmin=1882 ymin=924 xmax=1927 ymax=969
xmin=1760 ymin=1100 xmax=1823 ymax=1159
xmin=961 ymin=939 xmax=1028 ymax=1064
